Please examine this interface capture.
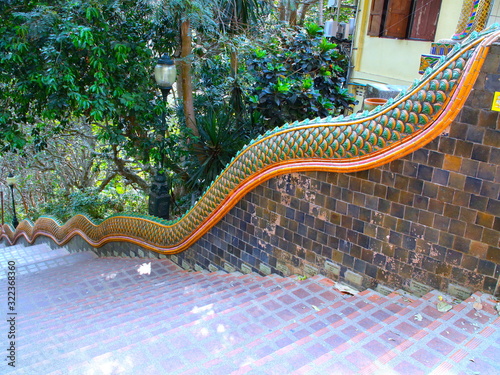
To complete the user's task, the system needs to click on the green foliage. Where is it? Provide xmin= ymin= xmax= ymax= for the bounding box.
xmin=0 ymin=1 xmax=360 ymax=225
xmin=186 ymin=106 xmax=250 ymax=191
xmin=28 ymin=187 xmax=147 ymax=223
xmin=0 ymin=0 xmax=167 ymax=160
xmin=304 ymin=22 xmax=323 ymax=37
xmin=246 ymin=24 xmax=356 ymax=130
xmin=193 ymin=54 xmax=235 ymax=108
xmin=217 ymin=0 xmax=268 ymax=34
xmin=192 ymin=50 xmax=256 ymax=123
xmin=0 ymin=0 xmax=272 ymax=222
xmin=303 ymin=0 xmax=357 ymax=25
xmin=327 ymin=0 xmax=357 ymax=24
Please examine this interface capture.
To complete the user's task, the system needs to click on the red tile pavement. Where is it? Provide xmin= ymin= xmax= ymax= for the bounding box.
xmin=0 ymin=242 xmax=499 ymax=375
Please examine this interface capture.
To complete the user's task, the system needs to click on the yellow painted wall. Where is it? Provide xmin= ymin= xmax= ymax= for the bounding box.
xmin=350 ymin=0 xmax=464 ymax=86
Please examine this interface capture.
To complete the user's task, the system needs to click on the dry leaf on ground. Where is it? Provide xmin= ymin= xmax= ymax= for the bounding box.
xmin=472 ymin=295 xmax=483 ymax=311
xmin=333 ymin=283 xmax=359 ymax=296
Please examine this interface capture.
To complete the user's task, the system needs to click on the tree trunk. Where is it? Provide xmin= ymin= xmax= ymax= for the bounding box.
xmin=180 ymin=20 xmax=199 ymax=138
xmin=230 ymin=50 xmax=238 ymax=77
xmin=290 ymin=10 xmax=297 ymax=25
xmin=19 ymin=189 xmax=28 ymax=215
xmin=279 ymin=0 xmax=286 ymax=21
xmin=298 ymin=0 xmax=317 ymax=25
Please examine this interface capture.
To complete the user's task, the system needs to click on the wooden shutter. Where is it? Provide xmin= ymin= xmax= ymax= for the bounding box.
xmin=383 ymin=0 xmax=412 ymax=38
xmin=409 ymin=0 xmax=442 ymax=41
xmin=368 ymin=0 xmax=387 ymax=36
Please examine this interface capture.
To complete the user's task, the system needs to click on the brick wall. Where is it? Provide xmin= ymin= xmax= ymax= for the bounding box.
xmin=176 ymin=44 xmax=500 ymax=298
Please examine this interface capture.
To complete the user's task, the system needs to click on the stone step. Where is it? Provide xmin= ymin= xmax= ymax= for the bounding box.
xmin=0 ymin=242 xmax=53 ymax=254
xmin=192 ymin=289 xmax=388 ymax=373
xmin=15 ymin=259 xmax=262 ymax=316
xmin=293 ymin=293 xmax=500 ymax=374
xmin=204 ymin=289 xmax=499 ymax=375
xmin=14 ymin=264 xmax=242 ymax=326
xmin=13 ymin=251 xmax=97 ymax=279
xmin=167 ymin=282 xmax=378 ymax=373
xmin=16 ymin=271 xmax=264 ymax=340
xmin=25 ymin=277 xmax=337 ymax=374
xmin=0 ymin=243 xmax=66 ymax=270
xmin=15 ymin=256 xmax=181 ymax=297
xmin=197 ymin=286 xmax=499 ymax=374
xmin=12 ymin=274 xmax=303 ymax=372
xmin=9 ymin=257 xmax=186 ymax=323
xmin=0 ymin=241 xmax=27 ymax=251
xmin=3 ymin=241 xmax=500 ymax=375
xmin=14 ymin=271 xmax=383 ymax=373
xmin=11 ymin=267 xmax=286 ymax=342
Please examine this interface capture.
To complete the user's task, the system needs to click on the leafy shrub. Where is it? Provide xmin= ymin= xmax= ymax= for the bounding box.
xmin=28 ymin=187 xmax=147 ymax=223
xmin=192 ymin=52 xmax=255 ymax=125
xmin=246 ymin=24 xmax=356 ymax=130
xmin=186 ymin=106 xmax=250 ymax=192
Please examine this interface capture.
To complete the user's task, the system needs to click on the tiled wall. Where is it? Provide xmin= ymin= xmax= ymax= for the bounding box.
xmin=176 ymin=45 xmax=500 ymax=298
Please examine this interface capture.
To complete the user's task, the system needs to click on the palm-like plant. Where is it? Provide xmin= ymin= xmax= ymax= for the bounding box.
xmin=187 ymin=106 xmax=249 ymax=191
xmin=216 ymin=0 xmax=269 ymax=74
xmin=218 ymin=0 xmax=264 ymax=33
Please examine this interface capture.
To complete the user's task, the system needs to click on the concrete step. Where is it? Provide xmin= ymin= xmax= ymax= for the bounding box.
xmin=199 ymin=289 xmax=499 ymax=375
xmin=2 ymin=241 xmax=500 ymax=375
xmin=14 ymin=262 xmax=200 ymax=326
xmin=14 ymin=258 xmax=259 ymax=315
xmin=15 ymin=276 xmax=336 ymax=373
xmin=13 ymin=251 xmax=97 ymax=280
xmin=192 ymin=288 xmax=387 ymax=373
xmin=20 ymin=273 xmax=295 ymax=346
xmin=11 ymin=264 xmax=281 ymax=337
xmin=0 ymin=243 xmax=69 ymax=273
xmin=11 ymin=273 xmax=302 ymax=372
xmin=17 ymin=271 xmax=263 ymax=340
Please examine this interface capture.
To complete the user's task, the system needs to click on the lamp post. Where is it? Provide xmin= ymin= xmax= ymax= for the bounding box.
xmin=6 ymin=174 xmax=19 ymax=229
xmin=154 ymin=54 xmax=177 ymax=102
xmin=148 ymin=54 xmax=177 ymax=220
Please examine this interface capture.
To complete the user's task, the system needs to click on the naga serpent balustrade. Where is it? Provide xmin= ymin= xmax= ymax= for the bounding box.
xmin=2 ymin=26 xmax=500 ymax=254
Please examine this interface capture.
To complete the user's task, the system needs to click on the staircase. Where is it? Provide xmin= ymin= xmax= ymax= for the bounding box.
xmin=0 ymin=242 xmax=499 ymax=374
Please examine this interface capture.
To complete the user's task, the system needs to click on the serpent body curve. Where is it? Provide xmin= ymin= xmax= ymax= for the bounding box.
xmin=2 ymin=26 xmax=500 ymax=254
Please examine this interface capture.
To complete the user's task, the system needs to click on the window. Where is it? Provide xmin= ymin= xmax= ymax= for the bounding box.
xmin=368 ymin=0 xmax=442 ymax=41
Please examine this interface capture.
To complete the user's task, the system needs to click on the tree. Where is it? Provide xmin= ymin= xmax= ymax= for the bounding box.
xmin=279 ymin=0 xmax=299 ymax=24
xmin=0 ymin=117 xmax=150 ymax=222
xmin=0 ymin=0 xmax=218 ymax=195
xmin=0 ymin=0 xmax=357 ymax=220
xmin=0 ymin=0 xmax=260 ymax=217
xmin=150 ymin=0 xmax=223 ymax=138
xmin=0 ymin=0 xmax=162 ymax=163
xmin=216 ymin=0 xmax=268 ymax=75
xmin=180 ymin=19 xmax=199 ymax=137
